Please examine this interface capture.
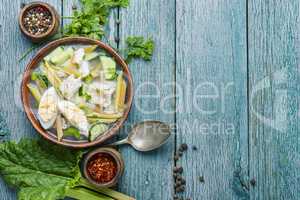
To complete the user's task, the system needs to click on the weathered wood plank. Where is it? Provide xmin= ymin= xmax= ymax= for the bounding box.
xmin=248 ymin=1 xmax=300 ymax=199
xmin=0 ymin=0 xmax=61 ymax=199
xmin=176 ymin=0 xmax=248 ymax=199
xmin=118 ymin=0 xmax=175 ymax=199
xmin=0 ymin=0 xmax=60 ymax=141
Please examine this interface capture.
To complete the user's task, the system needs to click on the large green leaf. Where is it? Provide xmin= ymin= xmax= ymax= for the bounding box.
xmin=0 ymin=139 xmax=82 ymax=200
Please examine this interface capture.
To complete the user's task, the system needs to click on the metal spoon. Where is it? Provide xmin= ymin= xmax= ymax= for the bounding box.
xmin=109 ymin=121 xmax=171 ymax=152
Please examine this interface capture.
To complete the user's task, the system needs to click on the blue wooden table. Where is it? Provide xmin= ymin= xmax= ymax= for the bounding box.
xmin=1 ymin=0 xmax=299 ymax=199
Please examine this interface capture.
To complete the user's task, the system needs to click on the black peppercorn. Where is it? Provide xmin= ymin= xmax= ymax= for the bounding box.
xmin=176 ymin=176 xmax=182 ymax=182
xmin=180 ymin=143 xmax=188 ymax=151
xmin=177 ymin=167 xmax=183 ymax=174
xmin=179 ymin=186 xmax=185 ymax=192
xmin=250 ymin=179 xmax=256 ymax=186
xmin=199 ymin=176 xmax=205 ymax=183
xmin=181 ymin=179 xmax=186 ymax=185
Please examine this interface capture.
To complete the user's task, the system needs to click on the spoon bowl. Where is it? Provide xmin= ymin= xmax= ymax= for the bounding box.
xmin=109 ymin=121 xmax=171 ymax=152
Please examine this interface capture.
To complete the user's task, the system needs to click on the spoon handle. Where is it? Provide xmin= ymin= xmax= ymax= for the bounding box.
xmin=108 ymin=138 xmax=129 ymax=146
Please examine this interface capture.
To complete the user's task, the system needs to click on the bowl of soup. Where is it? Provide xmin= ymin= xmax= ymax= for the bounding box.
xmin=21 ymin=37 xmax=133 ymax=148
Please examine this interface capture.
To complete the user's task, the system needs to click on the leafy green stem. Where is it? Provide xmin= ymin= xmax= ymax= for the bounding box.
xmin=66 ymin=188 xmax=113 ymax=200
xmin=18 ymin=45 xmax=39 ymax=62
xmin=78 ymin=178 xmax=135 ymax=200
xmin=61 ymin=16 xmax=75 ymax=19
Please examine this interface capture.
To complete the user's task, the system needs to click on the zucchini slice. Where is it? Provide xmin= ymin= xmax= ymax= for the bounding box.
xmin=89 ymin=123 xmax=108 ymax=141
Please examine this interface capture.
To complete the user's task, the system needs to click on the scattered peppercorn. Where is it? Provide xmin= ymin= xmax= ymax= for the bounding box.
xmin=23 ymin=6 xmax=52 ymax=35
xmin=176 ymin=176 xmax=182 ymax=182
xmin=173 ymin=144 xmax=195 ymax=198
xmin=177 ymin=167 xmax=183 ymax=174
xmin=179 ymin=186 xmax=185 ymax=192
xmin=199 ymin=176 xmax=205 ymax=183
xmin=173 ymin=166 xmax=183 ymax=174
xmin=250 ymin=179 xmax=256 ymax=186
xmin=181 ymin=179 xmax=186 ymax=185
xmin=180 ymin=143 xmax=188 ymax=151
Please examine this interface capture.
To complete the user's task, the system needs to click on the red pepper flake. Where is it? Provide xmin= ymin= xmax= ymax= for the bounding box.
xmin=87 ymin=153 xmax=118 ymax=184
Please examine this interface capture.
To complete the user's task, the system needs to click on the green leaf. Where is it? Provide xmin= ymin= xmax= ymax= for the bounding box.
xmin=125 ymin=36 xmax=155 ymax=63
xmin=78 ymin=86 xmax=92 ymax=101
xmin=63 ymin=127 xmax=81 ymax=139
xmin=31 ymin=72 xmax=49 ymax=89
xmin=0 ymin=139 xmax=82 ymax=200
xmin=18 ymin=185 xmax=66 ymax=200
xmin=64 ymin=0 xmax=129 ymax=40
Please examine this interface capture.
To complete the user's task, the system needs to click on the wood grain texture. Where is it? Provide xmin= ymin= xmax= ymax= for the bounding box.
xmin=118 ymin=0 xmax=176 ymax=199
xmin=0 ymin=0 xmax=60 ymax=141
xmin=248 ymin=1 xmax=300 ymax=199
xmin=0 ymin=0 xmax=61 ymax=199
xmin=176 ymin=0 xmax=248 ymax=199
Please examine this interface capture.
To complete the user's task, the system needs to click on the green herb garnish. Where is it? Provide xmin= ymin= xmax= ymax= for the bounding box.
xmin=83 ymin=74 xmax=94 ymax=84
xmin=125 ymin=36 xmax=155 ymax=63
xmin=63 ymin=127 xmax=81 ymax=139
xmin=79 ymin=86 xmax=92 ymax=101
xmin=31 ymin=71 xmax=49 ymax=88
xmin=64 ymin=0 xmax=129 ymax=40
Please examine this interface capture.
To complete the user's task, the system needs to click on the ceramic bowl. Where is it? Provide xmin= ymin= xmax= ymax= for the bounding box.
xmin=21 ymin=37 xmax=133 ymax=148
xmin=83 ymin=148 xmax=124 ymax=188
xmin=19 ymin=1 xmax=60 ymax=42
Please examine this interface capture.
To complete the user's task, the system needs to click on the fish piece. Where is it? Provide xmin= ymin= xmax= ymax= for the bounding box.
xmin=57 ymin=100 xmax=89 ymax=137
xmin=79 ymin=61 xmax=90 ymax=78
xmin=87 ymin=81 xmax=116 ymax=107
xmin=59 ymin=75 xmax=82 ymax=99
xmin=72 ymin=48 xmax=85 ymax=64
xmin=38 ymin=87 xmax=60 ymax=129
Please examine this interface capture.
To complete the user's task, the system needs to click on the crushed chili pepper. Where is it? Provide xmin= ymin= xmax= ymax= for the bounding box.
xmin=87 ymin=153 xmax=118 ymax=183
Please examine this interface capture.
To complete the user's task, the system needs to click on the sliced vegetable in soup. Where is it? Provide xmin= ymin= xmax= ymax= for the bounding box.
xmin=27 ymin=45 xmax=127 ymax=142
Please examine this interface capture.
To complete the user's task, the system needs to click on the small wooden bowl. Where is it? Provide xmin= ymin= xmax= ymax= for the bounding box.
xmin=21 ymin=37 xmax=133 ymax=148
xmin=19 ymin=2 xmax=60 ymax=42
xmin=83 ymin=148 xmax=124 ymax=188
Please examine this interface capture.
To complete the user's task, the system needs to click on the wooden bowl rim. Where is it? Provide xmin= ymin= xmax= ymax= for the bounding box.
xmin=19 ymin=1 xmax=58 ymax=39
xmin=21 ymin=37 xmax=134 ymax=148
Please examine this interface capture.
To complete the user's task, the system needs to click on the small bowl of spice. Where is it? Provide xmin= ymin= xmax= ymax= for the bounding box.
xmin=19 ymin=2 xmax=60 ymax=42
xmin=83 ymin=148 xmax=124 ymax=188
